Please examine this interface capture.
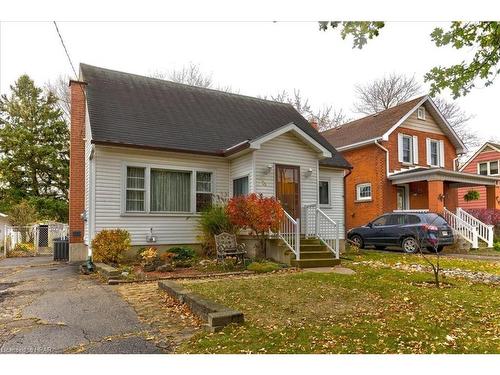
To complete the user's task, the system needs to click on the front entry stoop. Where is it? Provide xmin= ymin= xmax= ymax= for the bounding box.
xmin=290 ymin=238 xmax=340 ymax=268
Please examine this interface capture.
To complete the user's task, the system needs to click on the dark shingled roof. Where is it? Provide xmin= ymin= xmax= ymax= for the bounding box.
xmin=321 ymin=96 xmax=427 ymax=148
xmin=80 ymin=64 xmax=350 ymax=169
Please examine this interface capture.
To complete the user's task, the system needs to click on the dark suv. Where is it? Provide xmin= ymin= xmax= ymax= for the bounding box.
xmin=347 ymin=212 xmax=454 ymax=253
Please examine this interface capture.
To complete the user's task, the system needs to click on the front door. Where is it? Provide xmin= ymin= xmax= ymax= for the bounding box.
xmin=275 ymin=164 xmax=301 ymax=219
xmin=396 ymin=185 xmax=409 ymax=210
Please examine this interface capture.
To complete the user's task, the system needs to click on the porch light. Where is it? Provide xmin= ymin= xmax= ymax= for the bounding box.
xmin=305 ymin=168 xmax=313 ymax=178
xmin=264 ymin=164 xmax=273 ymax=175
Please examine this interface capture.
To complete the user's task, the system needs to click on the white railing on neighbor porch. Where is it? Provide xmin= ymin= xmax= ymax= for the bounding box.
xmin=278 ymin=210 xmax=300 ymax=260
xmin=456 ymin=208 xmax=494 ymax=248
xmin=443 ymin=208 xmax=478 ymax=249
xmin=304 ymin=204 xmax=340 ymax=259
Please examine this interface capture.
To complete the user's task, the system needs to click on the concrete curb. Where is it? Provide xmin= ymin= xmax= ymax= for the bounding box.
xmin=158 ymin=280 xmax=244 ymax=332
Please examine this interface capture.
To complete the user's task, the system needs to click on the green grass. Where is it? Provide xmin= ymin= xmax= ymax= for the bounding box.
xmin=343 ymin=249 xmax=500 ymax=275
xmin=177 ymin=253 xmax=500 ymax=354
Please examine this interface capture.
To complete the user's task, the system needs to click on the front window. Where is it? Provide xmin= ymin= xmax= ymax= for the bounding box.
xmin=430 ymin=140 xmax=439 ymax=166
xmin=402 ymin=135 xmax=413 ymax=163
xmin=196 ymin=171 xmax=213 ymax=212
xmin=356 ymin=183 xmax=372 ymax=201
xmin=126 ymin=167 xmax=146 ymax=212
xmin=319 ymin=180 xmax=330 ymax=205
xmin=150 ymin=169 xmax=191 ymax=212
xmin=479 ymin=162 xmax=488 ymax=175
xmin=233 ymin=176 xmax=249 ymax=197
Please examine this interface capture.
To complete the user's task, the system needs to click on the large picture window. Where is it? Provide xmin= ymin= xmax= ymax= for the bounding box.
xmin=150 ymin=169 xmax=191 ymax=212
xmin=124 ymin=165 xmax=214 ymax=214
xmin=126 ymin=167 xmax=146 ymax=212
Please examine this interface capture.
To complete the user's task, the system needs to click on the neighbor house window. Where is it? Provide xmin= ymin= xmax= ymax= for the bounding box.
xmin=150 ymin=169 xmax=191 ymax=212
xmin=490 ymin=161 xmax=499 ymax=175
xmin=233 ymin=176 xmax=249 ymax=197
xmin=417 ymin=107 xmax=426 ymax=120
xmin=196 ymin=171 xmax=213 ymax=212
xmin=319 ymin=180 xmax=330 ymax=205
xmin=126 ymin=167 xmax=146 ymax=212
xmin=479 ymin=162 xmax=488 ymax=175
xmin=356 ymin=183 xmax=372 ymax=201
xmin=478 ymin=161 xmax=499 ymax=175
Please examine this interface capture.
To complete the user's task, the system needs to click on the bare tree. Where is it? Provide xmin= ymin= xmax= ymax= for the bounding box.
xmin=45 ymin=75 xmax=71 ymax=121
xmin=266 ymin=89 xmax=350 ymax=131
xmin=150 ymin=63 xmax=236 ymax=93
xmin=354 ymin=73 xmax=479 ymax=151
xmin=354 ymin=73 xmax=422 ymax=114
xmin=432 ymin=97 xmax=481 ymax=150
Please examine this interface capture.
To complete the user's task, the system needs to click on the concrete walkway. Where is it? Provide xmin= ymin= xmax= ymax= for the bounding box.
xmin=0 ymin=256 xmax=164 ymax=354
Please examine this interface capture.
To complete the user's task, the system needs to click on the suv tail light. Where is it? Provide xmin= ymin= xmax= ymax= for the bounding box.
xmin=423 ymin=224 xmax=438 ymax=232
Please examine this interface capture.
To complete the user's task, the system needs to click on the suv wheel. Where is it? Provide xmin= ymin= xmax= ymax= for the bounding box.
xmin=401 ymin=237 xmax=419 ymax=254
xmin=350 ymin=234 xmax=364 ymax=249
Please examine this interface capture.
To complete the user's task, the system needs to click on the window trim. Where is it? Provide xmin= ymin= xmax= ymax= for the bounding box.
xmin=478 ymin=160 xmax=500 ymax=176
xmin=429 ymin=139 xmax=439 ymax=166
xmin=417 ymin=107 xmax=426 ymax=120
xmin=318 ymin=179 xmax=331 ymax=207
xmin=356 ymin=183 xmax=372 ymax=202
xmin=401 ymin=134 xmax=414 ymax=164
xmin=121 ymin=162 xmax=216 ymax=215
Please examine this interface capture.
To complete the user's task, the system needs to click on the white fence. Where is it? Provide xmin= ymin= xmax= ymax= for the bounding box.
xmin=304 ymin=203 xmax=340 ymax=259
xmin=278 ymin=210 xmax=300 ymax=260
xmin=2 ymin=223 xmax=68 ymax=257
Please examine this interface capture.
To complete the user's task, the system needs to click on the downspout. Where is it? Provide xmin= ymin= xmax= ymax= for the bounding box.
xmin=374 ymin=140 xmax=390 ymax=177
xmin=343 ymin=167 xmax=352 ymax=238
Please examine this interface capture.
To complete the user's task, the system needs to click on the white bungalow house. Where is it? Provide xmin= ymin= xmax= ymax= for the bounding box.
xmin=69 ymin=64 xmax=351 ymax=267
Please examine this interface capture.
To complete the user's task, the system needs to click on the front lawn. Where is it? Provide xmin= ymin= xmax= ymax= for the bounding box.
xmin=177 ymin=253 xmax=499 ymax=354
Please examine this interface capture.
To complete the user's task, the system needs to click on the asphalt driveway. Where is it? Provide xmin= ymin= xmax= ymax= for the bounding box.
xmin=0 ymin=256 xmax=164 ymax=354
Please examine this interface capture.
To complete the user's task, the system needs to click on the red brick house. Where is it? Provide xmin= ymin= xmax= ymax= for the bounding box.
xmin=457 ymin=142 xmax=500 ymax=209
xmin=321 ymin=95 xmax=500 ymax=247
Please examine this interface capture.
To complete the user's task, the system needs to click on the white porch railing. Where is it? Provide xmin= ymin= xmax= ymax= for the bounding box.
xmin=278 ymin=210 xmax=300 ymax=260
xmin=456 ymin=208 xmax=494 ymax=248
xmin=443 ymin=208 xmax=478 ymax=248
xmin=304 ymin=204 xmax=340 ymax=259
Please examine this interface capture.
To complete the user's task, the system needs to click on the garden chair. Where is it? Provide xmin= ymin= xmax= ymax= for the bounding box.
xmin=214 ymin=232 xmax=246 ymax=262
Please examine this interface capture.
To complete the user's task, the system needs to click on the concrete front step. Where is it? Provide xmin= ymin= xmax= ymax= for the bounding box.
xmin=297 ymin=251 xmax=336 ymax=260
xmin=291 ymin=258 xmax=341 ymax=268
xmin=299 ymin=244 xmax=327 ymax=252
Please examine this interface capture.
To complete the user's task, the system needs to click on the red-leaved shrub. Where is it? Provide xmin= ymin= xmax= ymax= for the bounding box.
xmin=464 ymin=209 xmax=500 ymax=226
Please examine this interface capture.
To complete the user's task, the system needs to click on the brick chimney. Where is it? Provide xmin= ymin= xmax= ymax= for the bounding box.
xmin=310 ymin=118 xmax=319 ymax=130
xmin=69 ymin=80 xmax=87 ymax=246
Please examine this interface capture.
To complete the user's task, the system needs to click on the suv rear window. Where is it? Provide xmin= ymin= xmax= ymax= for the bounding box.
xmin=424 ymin=213 xmax=447 ymax=226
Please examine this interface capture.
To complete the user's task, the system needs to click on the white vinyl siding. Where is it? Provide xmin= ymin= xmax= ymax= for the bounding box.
xmin=83 ymin=109 xmax=93 ymax=245
xmin=318 ymin=168 xmax=345 ymax=239
xmin=229 ymin=152 xmax=254 ymax=195
xmin=400 ymin=109 xmax=445 ymax=135
xmin=93 ymin=145 xmax=229 ymax=245
xmin=254 ymin=132 xmax=319 ymax=231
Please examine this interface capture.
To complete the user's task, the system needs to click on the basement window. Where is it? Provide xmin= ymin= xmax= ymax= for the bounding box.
xmin=356 ymin=183 xmax=372 ymax=201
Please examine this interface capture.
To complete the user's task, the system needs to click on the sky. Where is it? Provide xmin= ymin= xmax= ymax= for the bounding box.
xmin=0 ymin=21 xmax=499 ymax=149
